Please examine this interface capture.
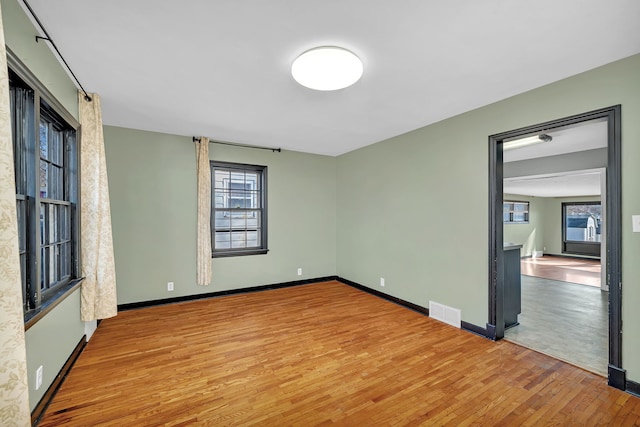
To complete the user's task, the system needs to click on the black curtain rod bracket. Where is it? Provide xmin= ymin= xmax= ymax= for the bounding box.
xmin=23 ymin=0 xmax=92 ymax=102
xmin=193 ymin=136 xmax=281 ymax=153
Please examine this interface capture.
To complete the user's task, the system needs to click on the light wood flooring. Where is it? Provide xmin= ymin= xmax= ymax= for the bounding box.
xmin=39 ymin=281 xmax=640 ymax=426
xmin=521 ymin=255 xmax=601 ymax=287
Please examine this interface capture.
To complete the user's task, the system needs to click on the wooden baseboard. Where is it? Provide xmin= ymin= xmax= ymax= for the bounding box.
xmin=336 ymin=277 xmax=429 ymax=316
xmin=485 ymin=323 xmax=497 ymax=340
xmin=32 ymin=335 xmax=87 ymax=426
xmin=608 ymin=364 xmax=626 ymax=390
xmin=461 ymin=321 xmax=489 ymax=338
xmin=626 ymin=378 xmax=640 ymax=397
xmin=543 ymin=253 xmax=601 ymax=261
xmin=118 ymin=276 xmax=339 ymax=311
xmin=336 ymin=277 xmax=491 ymax=340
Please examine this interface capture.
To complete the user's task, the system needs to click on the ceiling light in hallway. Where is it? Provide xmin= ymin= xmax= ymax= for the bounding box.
xmin=503 ymin=134 xmax=553 ymax=151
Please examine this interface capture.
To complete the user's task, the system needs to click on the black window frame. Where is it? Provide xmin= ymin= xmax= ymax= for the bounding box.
xmin=8 ymin=51 xmax=82 ymax=326
xmin=210 ymin=161 xmax=268 ymax=258
xmin=503 ymin=200 xmax=529 ymax=224
xmin=562 ymin=201 xmax=601 ymax=257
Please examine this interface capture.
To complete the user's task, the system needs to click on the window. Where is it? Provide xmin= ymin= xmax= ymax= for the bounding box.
xmin=562 ymin=202 xmax=601 ymax=257
xmin=211 ymin=161 xmax=267 ymax=257
xmin=9 ymin=68 xmax=80 ymax=317
xmin=503 ymin=201 xmax=529 ymax=224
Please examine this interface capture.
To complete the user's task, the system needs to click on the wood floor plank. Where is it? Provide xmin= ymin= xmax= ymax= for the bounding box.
xmin=521 ymin=255 xmax=601 ymax=287
xmin=38 ymin=281 xmax=640 ymax=426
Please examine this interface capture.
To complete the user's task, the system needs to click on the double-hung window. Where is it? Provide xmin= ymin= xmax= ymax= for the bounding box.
xmin=503 ymin=201 xmax=529 ymax=224
xmin=211 ymin=161 xmax=267 ymax=257
xmin=9 ymin=66 xmax=80 ymax=319
xmin=38 ymin=108 xmax=77 ymax=295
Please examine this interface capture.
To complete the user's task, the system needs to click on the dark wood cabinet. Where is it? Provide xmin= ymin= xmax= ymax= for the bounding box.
xmin=504 ymin=244 xmax=522 ymax=329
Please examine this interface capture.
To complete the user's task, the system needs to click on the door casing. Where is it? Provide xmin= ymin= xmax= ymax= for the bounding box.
xmin=487 ymin=105 xmax=623 ymax=389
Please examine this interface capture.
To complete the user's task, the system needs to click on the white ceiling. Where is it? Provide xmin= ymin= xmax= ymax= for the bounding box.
xmin=504 ymin=170 xmax=603 ymax=198
xmin=23 ymin=0 xmax=640 ymax=156
xmin=503 ymin=120 xmax=607 ymax=197
xmin=503 ymin=120 xmax=608 ymax=163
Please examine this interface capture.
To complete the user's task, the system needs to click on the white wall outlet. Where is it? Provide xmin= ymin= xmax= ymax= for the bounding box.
xmin=632 ymin=215 xmax=640 ymax=233
xmin=36 ymin=365 xmax=43 ymax=390
xmin=297 ymin=268 xmax=302 ymax=276
xmin=380 ymin=277 xmax=385 ymax=287
xmin=167 ymin=282 xmax=174 ymax=291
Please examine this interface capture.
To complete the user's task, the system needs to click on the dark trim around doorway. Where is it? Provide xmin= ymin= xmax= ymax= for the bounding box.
xmin=487 ymin=105 xmax=623 ymax=390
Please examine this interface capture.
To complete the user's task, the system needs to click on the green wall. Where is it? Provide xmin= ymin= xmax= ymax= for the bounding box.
xmin=1 ymin=0 xmax=85 ymax=412
xmin=24 ymin=291 xmax=85 ymax=410
xmin=336 ymin=54 xmax=640 ymax=382
xmin=104 ymin=126 xmax=337 ymax=304
xmin=1 ymin=0 xmax=77 ymax=119
xmin=504 ymin=148 xmax=607 ymax=179
xmin=503 ymin=194 xmax=544 ymax=257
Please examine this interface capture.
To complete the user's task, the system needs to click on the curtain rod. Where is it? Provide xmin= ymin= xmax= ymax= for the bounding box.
xmin=21 ymin=0 xmax=92 ymax=102
xmin=193 ymin=137 xmax=282 ymax=153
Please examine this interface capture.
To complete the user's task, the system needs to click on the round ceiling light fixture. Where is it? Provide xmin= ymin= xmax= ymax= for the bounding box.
xmin=291 ymin=46 xmax=363 ymax=91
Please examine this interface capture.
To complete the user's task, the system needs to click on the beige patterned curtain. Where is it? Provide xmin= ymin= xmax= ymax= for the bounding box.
xmin=79 ymin=93 xmax=117 ymax=321
xmin=195 ymin=137 xmax=211 ymax=286
xmin=0 ymin=3 xmax=31 ymax=425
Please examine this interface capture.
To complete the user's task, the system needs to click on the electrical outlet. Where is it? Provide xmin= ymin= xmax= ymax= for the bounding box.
xmin=297 ymin=268 xmax=303 ymax=276
xmin=167 ymin=282 xmax=174 ymax=292
xmin=380 ymin=277 xmax=385 ymax=287
xmin=36 ymin=365 xmax=43 ymax=390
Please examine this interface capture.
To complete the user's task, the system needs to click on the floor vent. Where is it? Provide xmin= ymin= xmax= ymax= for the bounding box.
xmin=429 ymin=301 xmax=461 ymax=328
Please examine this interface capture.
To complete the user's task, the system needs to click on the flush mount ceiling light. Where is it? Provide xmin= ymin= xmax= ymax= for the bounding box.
xmin=503 ymin=134 xmax=553 ymax=151
xmin=291 ymin=46 xmax=363 ymax=91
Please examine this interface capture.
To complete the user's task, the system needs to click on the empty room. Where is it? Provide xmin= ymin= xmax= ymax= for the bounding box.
xmin=1 ymin=0 xmax=640 ymax=426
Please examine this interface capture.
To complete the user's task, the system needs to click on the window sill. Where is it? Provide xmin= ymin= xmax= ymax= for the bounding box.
xmin=212 ymin=249 xmax=269 ymax=258
xmin=24 ymin=278 xmax=84 ymax=331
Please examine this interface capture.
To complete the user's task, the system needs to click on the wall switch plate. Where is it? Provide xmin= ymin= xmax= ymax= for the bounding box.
xmin=380 ymin=277 xmax=385 ymax=287
xmin=36 ymin=365 xmax=43 ymax=390
xmin=633 ymin=215 xmax=640 ymax=233
xmin=167 ymin=282 xmax=174 ymax=291
xmin=297 ymin=268 xmax=302 ymax=276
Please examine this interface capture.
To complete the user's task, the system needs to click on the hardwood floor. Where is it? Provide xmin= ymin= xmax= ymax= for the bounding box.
xmin=521 ymin=255 xmax=601 ymax=287
xmin=39 ymin=281 xmax=640 ymax=426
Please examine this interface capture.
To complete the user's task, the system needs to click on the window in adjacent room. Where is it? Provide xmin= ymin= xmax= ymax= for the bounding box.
xmin=9 ymin=68 xmax=81 ymax=318
xmin=503 ymin=201 xmax=529 ymax=224
xmin=562 ymin=202 xmax=601 ymax=257
xmin=211 ymin=161 xmax=267 ymax=257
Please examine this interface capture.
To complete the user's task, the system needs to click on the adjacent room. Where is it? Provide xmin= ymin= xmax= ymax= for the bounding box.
xmin=501 ymin=120 xmax=608 ymax=375
xmin=2 ymin=0 xmax=640 ymax=425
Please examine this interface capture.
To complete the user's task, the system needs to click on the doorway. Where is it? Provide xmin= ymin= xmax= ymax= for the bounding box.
xmin=487 ymin=106 xmax=624 ymax=389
